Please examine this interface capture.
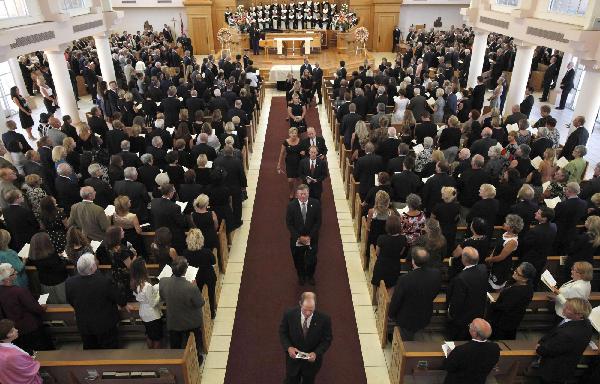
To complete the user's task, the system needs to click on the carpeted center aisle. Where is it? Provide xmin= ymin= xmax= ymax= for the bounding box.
xmin=224 ymin=97 xmax=366 ymax=383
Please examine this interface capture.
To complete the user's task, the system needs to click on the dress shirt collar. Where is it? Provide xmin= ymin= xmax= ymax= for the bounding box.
xmin=298 ymin=199 xmax=308 ymax=208
xmin=301 ymin=312 xmax=313 ymax=328
xmin=471 ymin=338 xmax=488 ymax=343
xmin=463 ymin=264 xmax=476 ymax=270
xmin=82 ymin=199 xmax=94 ymax=203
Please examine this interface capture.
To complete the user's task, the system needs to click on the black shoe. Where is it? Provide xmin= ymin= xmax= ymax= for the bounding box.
xmin=308 ymin=276 xmax=315 ymax=286
xmin=555 ymin=107 xmax=564 ymax=110
xmin=318 ymin=101 xmax=323 ymax=105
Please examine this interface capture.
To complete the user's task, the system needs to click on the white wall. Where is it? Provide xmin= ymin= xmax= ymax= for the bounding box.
xmin=112 ymin=7 xmax=188 ymax=36
xmin=398 ymin=4 xmax=466 ymax=35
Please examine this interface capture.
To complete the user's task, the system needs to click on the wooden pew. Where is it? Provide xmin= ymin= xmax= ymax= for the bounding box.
xmin=348 ymin=179 xmax=359 ymax=213
xmin=388 ymin=328 xmax=598 ymax=384
xmin=38 ymin=332 xmax=201 ymax=384
xmin=366 ymin=246 xmax=377 ymax=304
xmin=218 ymin=220 xmax=229 ymax=273
xmin=358 ymin=218 xmax=369 ymax=271
xmin=340 ymin=143 xmax=351 ymax=178
xmin=353 ymin=194 xmax=363 ymax=239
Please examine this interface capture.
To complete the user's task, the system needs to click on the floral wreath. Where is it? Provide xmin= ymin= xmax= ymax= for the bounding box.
xmin=355 ymin=27 xmax=369 ymax=44
xmin=217 ymin=27 xmax=233 ymax=45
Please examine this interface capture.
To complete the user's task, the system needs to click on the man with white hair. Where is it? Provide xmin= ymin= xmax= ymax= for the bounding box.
xmin=114 ymin=167 xmax=151 ymax=223
xmin=54 ymin=163 xmax=80 ymax=214
xmin=118 ymin=140 xmax=142 ymax=168
xmin=226 ymin=99 xmax=249 ymax=126
xmin=146 ymin=136 xmax=167 ymax=169
xmin=469 ymin=127 xmax=498 ymax=159
xmin=65 ymin=253 xmax=128 ymax=349
xmin=557 ymin=62 xmax=575 ymax=110
xmin=84 ymin=163 xmax=115 ymax=209
xmin=209 ymin=88 xmax=229 ymax=116
xmin=279 ymin=292 xmax=332 ymax=383
xmin=68 ymin=186 xmax=110 ymax=241
xmin=376 ymin=126 xmax=401 ymax=165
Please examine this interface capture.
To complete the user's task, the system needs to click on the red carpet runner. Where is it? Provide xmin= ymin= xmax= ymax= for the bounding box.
xmin=224 ymin=97 xmax=367 ymax=383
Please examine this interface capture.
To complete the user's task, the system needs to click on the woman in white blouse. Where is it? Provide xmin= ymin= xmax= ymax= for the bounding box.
xmin=548 ymin=261 xmax=592 ymax=319
xmin=130 ymin=258 xmax=163 ymax=349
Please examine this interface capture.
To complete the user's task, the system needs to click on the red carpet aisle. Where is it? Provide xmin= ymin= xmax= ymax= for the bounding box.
xmin=224 ymin=97 xmax=367 ymax=383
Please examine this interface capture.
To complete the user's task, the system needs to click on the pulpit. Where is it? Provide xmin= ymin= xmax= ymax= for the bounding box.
xmin=336 ymin=28 xmax=356 ymax=55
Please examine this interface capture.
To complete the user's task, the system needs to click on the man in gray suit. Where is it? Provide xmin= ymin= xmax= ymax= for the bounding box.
xmin=159 ymin=256 xmax=205 ymax=364
xmin=408 ymin=88 xmax=427 ymax=123
xmin=68 ymin=186 xmax=110 ymax=241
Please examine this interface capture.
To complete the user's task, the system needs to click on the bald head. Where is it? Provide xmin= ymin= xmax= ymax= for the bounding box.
xmin=462 ymin=246 xmax=479 ymax=266
xmin=49 ymin=117 xmax=61 ymax=128
xmin=469 ymin=318 xmax=492 ymax=340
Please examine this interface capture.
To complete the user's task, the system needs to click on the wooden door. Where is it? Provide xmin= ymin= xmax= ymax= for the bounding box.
xmin=191 ymin=17 xmax=211 ymax=55
xmin=374 ymin=14 xmax=397 ymax=52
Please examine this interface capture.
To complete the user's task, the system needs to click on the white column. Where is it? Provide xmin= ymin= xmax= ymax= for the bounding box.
xmin=0 ymin=101 xmax=7 ymax=135
xmin=8 ymin=58 xmax=30 ymax=97
xmin=551 ymin=53 xmax=576 ymax=106
xmin=45 ymin=49 xmax=80 ymax=124
xmin=572 ymin=63 xmax=600 ymax=132
xmin=503 ymin=43 xmax=535 ymax=116
xmin=94 ymin=33 xmax=116 ymax=84
xmin=467 ymin=29 xmax=489 ymax=88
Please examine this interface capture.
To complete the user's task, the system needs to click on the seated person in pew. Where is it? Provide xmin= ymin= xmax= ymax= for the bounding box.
xmin=388 ymin=247 xmax=441 ymax=341
xmin=486 ymin=262 xmax=536 ymax=340
xmin=534 ymin=298 xmax=595 ymax=384
xmin=130 ymin=258 xmax=163 ymax=349
xmin=561 ymin=215 xmax=600 ymax=284
xmin=446 ymin=247 xmax=488 ymax=341
xmin=547 ymin=261 xmax=592 ymax=321
xmin=371 ymin=216 xmax=407 ymax=290
xmin=0 ymin=319 xmax=44 ymax=384
xmin=519 ymin=207 xmax=556 ymax=290
xmin=443 ymin=318 xmax=500 ymax=384
xmin=449 ymin=218 xmax=491 ymax=280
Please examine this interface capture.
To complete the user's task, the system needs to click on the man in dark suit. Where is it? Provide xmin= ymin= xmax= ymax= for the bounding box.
xmin=299 ymin=146 xmax=328 ymax=201
xmin=191 ymin=133 xmax=218 ymax=162
xmin=2 ymin=121 xmax=31 ymax=153
xmin=443 ymin=318 xmax=500 ymax=384
xmin=386 ymin=143 xmax=409 ymax=175
xmin=353 ymin=142 xmax=384 ymax=201
xmin=225 ymin=100 xmax=249 ymax=126
xmin=340 ymin=103 xmax=361 ymax=149
xmin=186 ymin=90 xmax=204 ymax=123
xmin=88 ymin=106 xmax=108 ymax=138
xmin=105 ymin=122 xmax=128 ymax=155
xmin=530 ymin=128 xmax=554 ymax=159
xmin=414 ymin=112 xmax=437 ymax=144
xmin=520 ymin=86 xmax=535 ymax=117
xmin=117 ymin=140 xmax=142 ymax=168
xmin=446 ymin=247 xmax=488 ymax=340
xmin=160 ymin=86 xmax=182 ymax=128
xmin=300 ymin=127 xmax=327 ymax=159
xmin=472 ymin=76 xmax=486 ymax=112
xmin=22 ymin=150 xmax=45 ymax=178
xmin=390 ymin=156 xmax=422 ymax=203
xmin=286 ymin=185 xmax=322 ymax=285
xmin=469 ymin=129 xmax=498 ymax=159
xmin=520 ymin=208 xmax=556 ymax=288
xmin=557 ymin=62 xmax=575 ymax=110
xmin=65 ymin=253 xmax=127 ymax=349
xmin=422 ymin=161 xmax=456 ymax=213
xmin=138 ymin=154 xmax=162 ymax=193
xmin=503 ymin=104 xmax=528 ymax=126
xmin=208 ymin=89 xmax=229 ymax=116
xmin=540 ymin=55 xmax=558 ymax=102
xmin=536 ymin=298 xmax=594 ymax=384
xmin=279 ymin=292 xmax=332 ymax=384
xmin=146 ymin=136 xmax=168 ymax=169
xmin=2 ymin=190 xmax=40 ymax=252
xmin=376 ymin=127 xmax=401 ymax=166
xmin=114 ymin=167 xmax=151 ymax=224
xmin=151 ymin=184 xmax=188 ymax=254
xmin=388 ymin=247 xmax=441 ymax=340
xmin=408 ymin=88 xmax=427 ymax=123
xmin=580 ymin=162 xmax=600 ymax=200
xmin=561 ymin=116 xmax=589 ymax=160
xmin=83 ymin=163 xmax=115 ymax=209
xmin=352 ymin=88 xmax=368 ymax=119
xmin=312 ymin=63 xmax=323 ymax=104
xmin=554 ymin=182 xmax=587 ymax=254
xmin=54 ymin=163 xmax=81 ymax=215
xmin=299 ymin=58 xmax=313 ymax=79
xmin=214 ymin=146 xmax=246 ymax=230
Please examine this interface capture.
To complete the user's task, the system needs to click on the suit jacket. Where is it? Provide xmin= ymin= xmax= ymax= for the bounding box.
xmin=340 ymin=112 xmax=361 ymax=148
xmin=298 ymin=158 xmax=328 ymax=197
xmin=65 ymin=271 xmax=126 ymax=334
xmin=286 ymin=198 xmax=321 ymax=243
xmin=530 ymin=137 xmax=553 ymax=160
xmin=88 ymin=115 xmax=108 ymax=138
xmin=581 ymin=176 xmax=600 ymax=201
xmin=160 ymin=96 xmax=182 ymax=128
xmin=105 ymin=129 xmax=128 ymax=155
xmin=213 ymin=155 xmax=247 ymax=192
xmin=2 ymin=204 xmax=39 ymax=255
xmin=422 ymin=173 xmax=456 ymax=212
xmin=300 ymin=137 xmax=327 ymax=158
xmin=151 ymin=197 xmax=188 ymax=252
xmin=353 ymin=153 xmax=384 ymax=199
xmin=113 ymin=179 xmax=150 ymax=222
xmin=415 ymin=122 xmax=438 ymax=145
xmin=118 ymin=151 xmax=142 ymax=168
xmin=561 ymin=68 xmax=575 ymax=90
xmin=84 ymin=177 xmax=115 ymax=209
xmin=408 ymin=95 xmax=427 ymax=122
xmin=537 ymin=320 xmax=594 ymax=382
xmin=543 ymin=63 xmax=558 ymax=83
xmin=191 ymin=143 xmax=217 ymax=162
xmin=159 ymin=276 xmax=204 ymax=331
xmin=54 ymin=175 xmax=81 ymax=214
xmin=469 ymin=138 xmax=498 ymax=159
xmin=520 ymin=94 xmax=534 ymax=117
xmin=2 ymin=131 xmax=31 ymax=153
xmin=279 ymin=307 xmax=332 ymax=376
xmin=22 ymin=160 xmax=44 ymax=177
xmin=186 ymin=97 xmax=205 ymax=123
xmin=458 ymin=168 xmax=490 ymax=207
xmin=137 ymin=164 xmax=162 ymax=193
xmin=562 ymin=126 xmax=589 ymax=160
xmin=472 ymin=84 xmax=486 ymax=111
xmin=68 ymin=200 xmax=110 ymax=241
xmin=444 ymin=340 xmax=500 ymax=384
xmin=388 ymin=267 xmax=441 ymax=331
xmin=446 ymin=264 xmax=488 ymax=326
xmin=504 ymin=112 xmax=527 ymax=126
xmin=376 ymin=137 xmax=401 ymax=165
xmin=554 ymin=197 xmax=587 ymax=245
xmin=391 ymin=170 xmax=422 ymax=202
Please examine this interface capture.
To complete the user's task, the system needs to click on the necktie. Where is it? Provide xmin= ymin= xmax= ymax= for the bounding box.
xmin=310 ymin=160 xmax=315 ymax=173
xmin=301 ymin=202 xmax=307 ymax=223
xmin=302 ymin=317 xmax=309 ymax=338
xmin=311 ymin=138 xmax=315 ymax=146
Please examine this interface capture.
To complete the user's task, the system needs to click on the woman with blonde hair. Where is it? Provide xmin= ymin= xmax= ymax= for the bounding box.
xmin=538 ymin=148 xmax=557 ymax=183
xmin=113 ymin=195 xmax=145 ymax=258
xmin=220 ymin=121 xmax=240 ymax=148
xmin=183 ymin=228 xmax=218 ymax=318
xmin=351 ymin=120 xmax=369 ymax=161
xmin=548 ymin=261 xmax=592 ymax=319
xmin=51 ymin=145 xmax=67 ymax=168
xmin=413 ymin=218 xmax=447 ymax=267
xmin=195 ymin=153 xmax=212 ymax=186
xmin=287 ymin=92 xmax=307 ymax=133
xmin=129 ymin=123 xmax=145 ymax=154
xmin=432 ymin=186 xmax=460 ymax=254
xmin=76 ymin=122 xmax=100 ymax=151
xmin=277 ymin=127 xmax=302 ymax=200
xmin=192 ymin=194 xmax=219 ymax=251
xmin=366 ymin=190 xmax=396 ymax=266
xmin=62 ymin=137 xmax=80 ymax=173
xmin=0 ymin=229 xmax=28 ymax=287
xmin=485 ymin=214 xmax=523 ymax=290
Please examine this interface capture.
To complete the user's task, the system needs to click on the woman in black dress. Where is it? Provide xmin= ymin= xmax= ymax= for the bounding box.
xmin=10 ymin=86 xmax=35 ymax=140
xmin=150 ymin=227 xmax=177 ymax=271
xmin=277 ymin=127 xmax=302 ymax=200
xmin=191 ymin=194 xmax=219 ymax=251
xmin=486 ymin=262 xmax=535 ymax=340
xmin=103 ymin=226 xmax=137 ymax=301
xmin=183 ymin=228 xmax=217 ymax=318
xmin=206 ymin=167 xmax=234 ymax=234
xmin=371 ymin=215 xmax=407 ymax=289
xmin=39 ymin=196 xmax=68 ymax=254
xmin=366 ymin=191 xmax=396 ymax=267
xmin=484 ymin=214 xmax=523 ymax=291
xmin=432 ymin=186 xmax=460 ymax=256
xmin=27 ymin=232 xmax=68 ymax=304
xmin=287 ymin=93 xmax=307 ymax=134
